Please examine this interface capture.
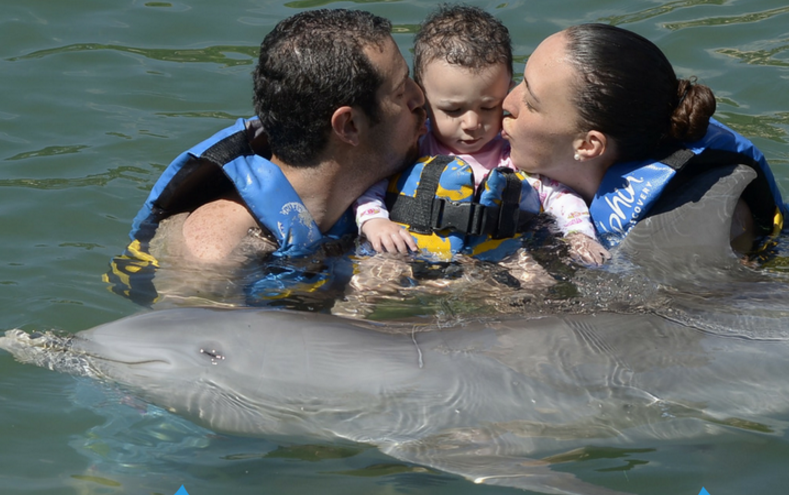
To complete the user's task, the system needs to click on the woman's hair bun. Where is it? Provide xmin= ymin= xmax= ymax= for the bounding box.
xmin=669 ymin=77 xmax=716 ymax=142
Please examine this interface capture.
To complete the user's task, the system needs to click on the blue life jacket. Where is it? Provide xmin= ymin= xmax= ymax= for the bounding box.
xmin=385 ymin=155 xmax=542 ymax=261
xmin=591 ymin=118 xmax=786 ymax=248
xmin=131 ymin=117 xmax=354 ymax=257
xmin=106 ymin=117 xmax=355 ymax=306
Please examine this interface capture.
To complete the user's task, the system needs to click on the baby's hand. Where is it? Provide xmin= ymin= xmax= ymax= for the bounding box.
xmin=362 ymin=218 xmax=418 ymax=254
xmin=565 ymin=232 xmax=611 ymax=266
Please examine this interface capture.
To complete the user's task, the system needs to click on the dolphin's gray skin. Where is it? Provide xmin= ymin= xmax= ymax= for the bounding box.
xmin=618 ymin=164 xmax=755 ymax=280
xmin=3 ymin=308 xmax=789 ymax=495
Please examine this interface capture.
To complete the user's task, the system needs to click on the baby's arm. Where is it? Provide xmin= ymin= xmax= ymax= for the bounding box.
xmin=354 ymin=180 xmax=417 ymax=254
xmin=534 ymin=176 xmax=611 ymax=266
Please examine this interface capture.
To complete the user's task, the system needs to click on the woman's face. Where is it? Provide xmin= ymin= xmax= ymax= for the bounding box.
xmin=502 ymin=32 xmax=582 ymax=180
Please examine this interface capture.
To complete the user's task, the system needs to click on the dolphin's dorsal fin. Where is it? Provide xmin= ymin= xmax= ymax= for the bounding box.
xmin=618 ymin=164 xmax=756 ymax=281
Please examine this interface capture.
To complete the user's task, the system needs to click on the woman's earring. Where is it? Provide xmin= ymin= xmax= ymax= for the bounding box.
xmin=573 ymin=152 xmax=581 ymax=161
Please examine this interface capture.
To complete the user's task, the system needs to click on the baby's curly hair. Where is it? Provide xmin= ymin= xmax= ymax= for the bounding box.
xmin=413 ymin=4 xmax=512 ymax=86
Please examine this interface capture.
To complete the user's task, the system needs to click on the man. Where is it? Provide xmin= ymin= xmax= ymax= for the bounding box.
xmin=106 ymin=9 xmax=426 ymax=305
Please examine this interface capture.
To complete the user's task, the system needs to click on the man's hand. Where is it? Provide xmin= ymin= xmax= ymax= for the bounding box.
xmin=361 ymin=218 xmax=418 ymax=254
xmin=565 ymin=232 xmax=611 ymax=266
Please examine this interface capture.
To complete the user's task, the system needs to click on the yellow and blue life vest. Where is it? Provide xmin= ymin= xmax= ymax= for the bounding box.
xmin=384 ymin=155 xmax=541 ymax=261
xmin=591 ymin=118 xmax=786 ymax=249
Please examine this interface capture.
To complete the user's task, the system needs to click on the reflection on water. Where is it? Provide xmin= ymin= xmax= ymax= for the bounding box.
xmin=117 ymin=208 xmax=789 ymax=342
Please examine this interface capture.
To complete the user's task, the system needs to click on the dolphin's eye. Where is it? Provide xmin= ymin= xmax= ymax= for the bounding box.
xmin=199 ymin=345 xmax=225 ymax=365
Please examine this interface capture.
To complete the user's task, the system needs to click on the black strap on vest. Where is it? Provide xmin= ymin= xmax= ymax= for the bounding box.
xmin=386 ymin=157 xmax=524 ymax=239
xmin=404 ymin=155 xmax=450 ymax=234
xmin=494 ymin=167 xmax=524 ymax=239
xmin=656 ymin=147 xmax=696 ymax=170
xmin=201 ymin=130 xmax=255 ymax=167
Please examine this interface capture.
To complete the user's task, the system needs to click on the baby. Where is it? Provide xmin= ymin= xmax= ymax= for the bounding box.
xmin=354 ymin=5 xmax=609 ymax=265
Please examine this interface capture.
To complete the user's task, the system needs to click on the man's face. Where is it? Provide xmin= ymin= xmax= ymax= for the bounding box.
xmin=421 ymin=60 xmax=511 ymax=155
xmin=363 ymin=37 xmax=427 ymax=179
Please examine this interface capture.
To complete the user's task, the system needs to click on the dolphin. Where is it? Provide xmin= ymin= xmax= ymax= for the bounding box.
xmin=3 ymin=307 xmax=789 ymax=495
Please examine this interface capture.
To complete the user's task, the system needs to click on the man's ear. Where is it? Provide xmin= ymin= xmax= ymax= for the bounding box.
xmin=572 ymin=130 xmax=608 ymax=161
xmin=331 ymin=106 xmax=362 ymax=146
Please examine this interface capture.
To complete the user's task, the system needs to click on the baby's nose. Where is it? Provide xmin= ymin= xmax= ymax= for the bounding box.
xmin=462 ymin=112 xmax=481 ymax=130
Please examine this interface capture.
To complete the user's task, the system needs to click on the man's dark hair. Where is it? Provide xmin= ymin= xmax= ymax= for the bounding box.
xmin=253 ymin=9 xmax=392 ymax=167
xmin=413 ymin=4 xmax=512 ymax=86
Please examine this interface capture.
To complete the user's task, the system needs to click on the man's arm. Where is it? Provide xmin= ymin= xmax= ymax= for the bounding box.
xmin=182 ymin=199 xmax=262 ymax=261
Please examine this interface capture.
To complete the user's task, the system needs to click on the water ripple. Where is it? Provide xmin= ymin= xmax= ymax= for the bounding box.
xmin=663 ymin=5 xmax=789 ymax=30
xmin=7 ymin=43 xmax=258 ymax=68
xmin=154 ymin=111 xmax=242 ymax=120
xmin=598 ymin=0 xmax=725 ymax=26
xmin=6 ymin=145 xmax=89 ymax=161
xmin=716 ymin=41 xmax=789 ymax=67
xmin=716 ymin=111 xmax=789 ymax=143
xmin=0 ymin=165 xmax=154 ymax=189
xmin=283 ymin=0 xmax=401 ymax=9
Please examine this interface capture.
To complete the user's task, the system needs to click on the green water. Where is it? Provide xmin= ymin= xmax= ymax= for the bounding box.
xmin=1 ymin=0 xmax=788 ymax=494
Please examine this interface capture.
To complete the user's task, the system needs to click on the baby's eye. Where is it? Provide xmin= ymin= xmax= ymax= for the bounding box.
xmin=442 ymin=108 xmax=463 ymax=116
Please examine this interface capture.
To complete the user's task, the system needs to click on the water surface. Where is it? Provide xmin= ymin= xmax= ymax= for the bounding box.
xmin=1 ymin=0 xmax=788 ymax=494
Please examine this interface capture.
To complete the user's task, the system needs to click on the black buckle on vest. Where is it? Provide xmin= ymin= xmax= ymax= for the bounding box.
xmin=430 ymin=199 xmax=479 ymax=235
xmin=428 ymin=199 xmax=517 ymax=239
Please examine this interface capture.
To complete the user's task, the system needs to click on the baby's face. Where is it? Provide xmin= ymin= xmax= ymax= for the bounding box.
xmin=420 ymin=60 xmax=511 ymax=154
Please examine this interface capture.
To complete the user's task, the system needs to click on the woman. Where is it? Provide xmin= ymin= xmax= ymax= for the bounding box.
xmin=502 ymin=23 xmax=786 ymax=253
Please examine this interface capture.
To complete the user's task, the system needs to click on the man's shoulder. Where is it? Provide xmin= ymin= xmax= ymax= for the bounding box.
xmin=181 ymin=199 xmax=265 ymax=261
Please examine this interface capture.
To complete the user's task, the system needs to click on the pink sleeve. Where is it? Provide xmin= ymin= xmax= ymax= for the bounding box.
xmin=353 ymin=179 xmax=390 ymax=233
xmin=530 ymin=175 xmax=598 ymax=239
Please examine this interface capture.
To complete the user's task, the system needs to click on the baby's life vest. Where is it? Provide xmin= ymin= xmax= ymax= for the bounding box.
xmin=385 ymin=155 xmax=542 ymax=261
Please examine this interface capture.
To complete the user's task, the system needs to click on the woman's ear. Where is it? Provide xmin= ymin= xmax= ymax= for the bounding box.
xmin=331 ymin=106 xmax=361 ymax=146
xmin=572 ymin=130 xmax=608 ymax=161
